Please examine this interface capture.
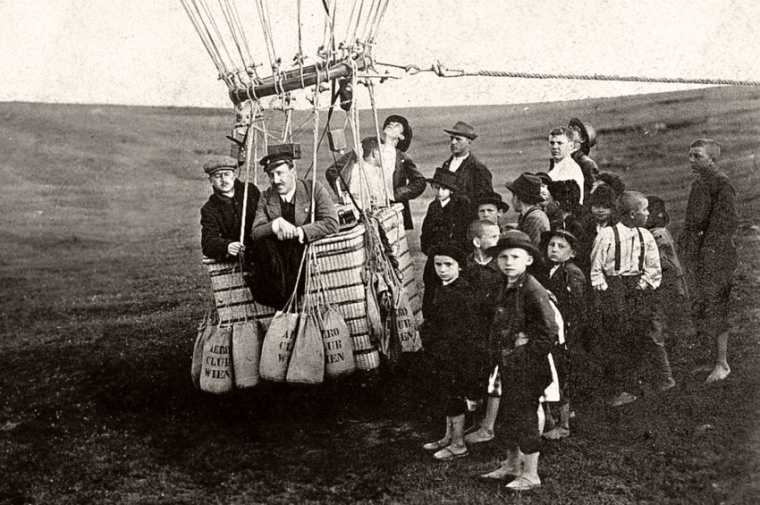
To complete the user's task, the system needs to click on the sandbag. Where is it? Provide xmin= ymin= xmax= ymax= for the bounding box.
xmin=286 ymin=311 xmax=325 ymax=385
xmin=259 ymin=310 xmax=299 ymax=382
xmin=393 ymin=288 xmax=422 ymax=353
xmin=319 ymin=306 xmax=356 ymax=378
xmin=191 ymin=307 xmax=214 ymax=389
xmin=232 ymin=320 xmax=261 ymax=388
xmin=199 ymin=325 xmax=234 ymax=394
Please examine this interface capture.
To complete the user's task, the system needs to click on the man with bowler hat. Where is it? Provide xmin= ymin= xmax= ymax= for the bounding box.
xmin=200 ymin=154 xmax=261 ymax=269
xmin=440 ymin=121 xmax=494 ymax=206
xmin=249 ymin=152 xmax=339 ymax=307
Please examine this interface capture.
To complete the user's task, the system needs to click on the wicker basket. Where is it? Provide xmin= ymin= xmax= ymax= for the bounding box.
xmin=202 ymin=204 xmax=419 ymax=372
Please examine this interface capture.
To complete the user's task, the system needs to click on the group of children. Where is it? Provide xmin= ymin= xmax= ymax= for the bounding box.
xmin=417 ymin=163 xmax=688 ymax=491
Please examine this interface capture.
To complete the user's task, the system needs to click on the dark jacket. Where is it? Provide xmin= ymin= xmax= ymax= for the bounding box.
xmin=200 ymin=179 xmax=260 ymax=261
xmin=546 ymin=261 xmax=587 ymax=344
xmin=420 ymin=195 xmax=473 ymax=256
xmin=678 ymin=170 xmax=738 ymax=282
xmin=571 ymin=150 xmax=599 ymax=199
xmin=252 ymin=179 xmax=339 ymax=243
xmin=440 ymin=152 xmax=494 ymax=204
xmin=325 ymin=149 xmax=426 ymax=230
xmin=463 ymin=254 xmax=504 ymax=338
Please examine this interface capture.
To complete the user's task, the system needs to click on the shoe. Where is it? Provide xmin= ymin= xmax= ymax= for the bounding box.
xmin=422 ymin=439 xmax=450 ymax=451
xmin=542 ymin=427 xmax=570 ymax=440
xmin=656 ymin=377 xmax=676 ymax=392
xmin=608 ymin=392 xmax=637 ymax=407
xmin=464 ymin=429 xmax=495 ymax=444
xmin=504 ymin=475 xmax=540 ymax=491
xmin=433 ymin=446 xmax=468 ymax=461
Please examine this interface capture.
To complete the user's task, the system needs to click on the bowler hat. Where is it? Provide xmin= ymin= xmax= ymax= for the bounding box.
xmin=506 ymin=173 xmax=544 ymax=205
xmin=384 ymin=114 xmax=413 ymax=152
xmin=444 ymin=121 xmax=478 ymax=140
xmin=486 ymin=229 xmax=540 ymax=258
xmin=203 ymin=155 xmax=239 ymax=175
xmin=475 ymin=191 xmax=510 ymax=212
xmin=259 ymin=152 xmax=294 ymax=172
xmin=568 ymin=118 xmax=597 ymax=150
xmin=428 ymin=243 xmax=468 ymax=268
xmin=646 ymin=196 xmax=670 ymax=227
xmin=427 ymin=168 xmax=460 ymax=192
xmin=543 ymin=228 xmax=579 ymax=248
xmin=587 ymin=184 xmax=617 ymax=208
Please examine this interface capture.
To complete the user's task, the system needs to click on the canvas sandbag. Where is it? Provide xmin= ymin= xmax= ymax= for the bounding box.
xmin=259 ymin=309 xmax=299 ymax=382
xmin=199 ymin=325 xmax=234 ymax=394
xmin=393 ymin=288 xmax=422 ymax=353
xmin=319 ymin=306 xmax=356 ymax=378
xmin=286 ymin=311 xmax=325 ymax=385
xmin=191 ymin=306 xmax=215 ymax=389
xmin=232 ymin=320 xmax=261 ymax=388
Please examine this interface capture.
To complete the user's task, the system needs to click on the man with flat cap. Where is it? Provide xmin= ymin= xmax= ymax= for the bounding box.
xmin=325 ymin=114 xmax=426 ymax=230
xmin=249 ymin=152 xmax=339 ymax=307
xmin=200 ymin=154 xmax=261 ymax=267
xmin=440 ymin=121 xmax=494 ymax=206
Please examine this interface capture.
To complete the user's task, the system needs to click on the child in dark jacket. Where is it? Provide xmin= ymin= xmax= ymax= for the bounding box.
xmin=480 ymin=230 xmax=558 ymax=491
xmin=420 ymin=169 xmax=473 ymax=318
xmin=421 ymin=244 xmax=483 ymax=462
xmin=541 ymin=229 xmax=586 ymax=440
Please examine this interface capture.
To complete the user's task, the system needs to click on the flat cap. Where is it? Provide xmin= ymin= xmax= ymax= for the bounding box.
xmin=259 ymin=152 xmax=294 ymax=172
xmin=203 ymin=155 xmax=239 ymax=174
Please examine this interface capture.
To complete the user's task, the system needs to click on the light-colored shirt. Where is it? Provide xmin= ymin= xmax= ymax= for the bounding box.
xmin=347 ymin=160 xmax=393 ymax=210
xmin=280 ymin=186 xmax=296 ymax=204
xmin=590 ymin=222 xmax=662 ymax=290
xmin=447 ymin=153 xmax=469 ymax=173
xmin=549 ymin=157 xmax=585 ymax=205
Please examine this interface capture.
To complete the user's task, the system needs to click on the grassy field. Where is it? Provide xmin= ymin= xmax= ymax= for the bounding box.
xmin=1 ymin=85 xmax=760 ymax=504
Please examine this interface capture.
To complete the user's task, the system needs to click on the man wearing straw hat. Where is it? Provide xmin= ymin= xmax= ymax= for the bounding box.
xmin=248 ymin=152 xmax=339 ymax=307
xmin=200 ymin=154 xmax=261 ymax=267
xmin=440 ymin=121 xmax=494 ymax=206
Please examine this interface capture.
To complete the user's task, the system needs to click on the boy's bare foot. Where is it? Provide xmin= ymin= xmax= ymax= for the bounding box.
xmin=464 ymin=428 xmax=494 ymax=444
xmin=656 ymin=377 xmax=676 ymax=392
xmin=705 ymin=363 xmax=730 ymax=383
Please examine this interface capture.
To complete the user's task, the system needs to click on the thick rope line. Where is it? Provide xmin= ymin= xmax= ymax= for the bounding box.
xmin=229 ymin=0 xmax=257 ymax=79
xmin=366 ymin=0 xmax=390 ymax=44
xmin=218 ymin=0 xmax=249 ymax=79
xmin=194 ymin=0 xmax=236 ymax=76
xmin=375 ymin=61 xmax=760 ymax=87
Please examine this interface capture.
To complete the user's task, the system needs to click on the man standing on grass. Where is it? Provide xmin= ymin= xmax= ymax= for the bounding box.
xmin=440 ymin=121 xmax=494 ymax=206
xmin=200 ymin=155 xmax=261 ymax=268
xmin=678 ymin=139 xmax=738 ymax=383
xmin=547 ymin=126 xmax=585 ymax=206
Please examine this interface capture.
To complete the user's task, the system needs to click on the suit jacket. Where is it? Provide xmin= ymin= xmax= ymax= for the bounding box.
xmin=440 ymin=152 xmax=494 ymax=204
xmin=200 ymin=179 xmax=260 ymax=261
xmin=251 ymin=179 xmax=338 ymax=244
xmin=325 ymin=148 xmax=426 ymax=229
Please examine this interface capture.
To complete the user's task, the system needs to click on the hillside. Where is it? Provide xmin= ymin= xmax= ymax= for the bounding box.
xmin=1 ymin=86 xmax=759 ymax=504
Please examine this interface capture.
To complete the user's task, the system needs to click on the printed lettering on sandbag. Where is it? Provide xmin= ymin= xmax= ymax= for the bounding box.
xmin=199 ymin=326 xmax=234 ymax=393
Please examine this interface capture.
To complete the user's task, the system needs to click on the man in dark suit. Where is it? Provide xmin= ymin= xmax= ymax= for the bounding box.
xmin=440 ymin=121 xmax=494 ymax=206
xmin=249 ymin=153 xmax=339 ymax=307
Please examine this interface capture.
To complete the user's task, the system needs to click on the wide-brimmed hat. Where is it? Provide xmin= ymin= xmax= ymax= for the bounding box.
xmin=428 ymin=243 xmax=468 ymax=268
xmin=569 ymin=118 xmax=597 ymax=150
xmin=506 ymin=173 xmax=544 ymax=205
xmin=596 ymin=172 xmax=626 ymax=197
xmin=543 ymin=228 xmax=579 ymax=249
xmin=587 ymin=184 xmax=618 ymax=208
xmin=486 ymin=229 xmax=540 ymax=258
xmin=203 ymin=155 xmax=239 ymax=175
xmin=475 ymin=191 xmax=510 ymax=212
xmin=427 ymin=168 xmax=460 ymax=192
xmin=259 ymin=152 xmax=294 ymax=172
xmin=383 ymin=114 xmax=413 ymax=152
xmin=443 ymin=121 xmax=478 ymax=140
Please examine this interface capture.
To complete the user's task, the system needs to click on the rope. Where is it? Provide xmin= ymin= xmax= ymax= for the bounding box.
xmin=311 ymin=74 xmax=321 ymax=224
xmin=374 ymin=61 xmax=760 ymax=87
xmin=367 ymin=80 xmax=390 ymax=207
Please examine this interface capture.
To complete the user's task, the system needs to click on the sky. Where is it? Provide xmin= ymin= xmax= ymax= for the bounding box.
xmin=1 ymin=0 xmax=759 ymax=110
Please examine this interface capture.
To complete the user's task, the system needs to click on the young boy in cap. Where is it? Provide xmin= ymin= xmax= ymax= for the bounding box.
xmin=474 ymin=191 xmax=510 ymax=233
xmin=589 ymin=191 xmax=665 ymax=406
xmin=506 ymin=173 xmax=550 ymax=248
xmin=460 ymin=219 xmax=504 ymax=445
xmin=480 ymin=230 xmax=558 ymax=491
xmin=541 ymin=229 xmax=586 ymax=439
xmin=420 ymin=169 xmax=473 ymax=317
xmin=200 ymin=154 xmax=261 ymax=265
xmin=421 ymin=244 xmax=482 ymax=461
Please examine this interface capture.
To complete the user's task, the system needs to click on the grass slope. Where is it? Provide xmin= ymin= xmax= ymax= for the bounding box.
xmin=1 ymin=86 xmax=759 ymax=504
